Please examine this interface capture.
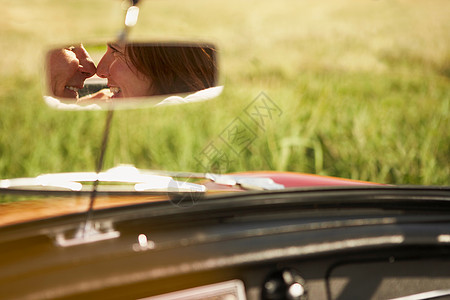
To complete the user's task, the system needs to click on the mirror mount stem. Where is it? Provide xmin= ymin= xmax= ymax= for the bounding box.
xmin=81 ymin=0 xmax=140 ymax=237
xmin=83 ymin=109 xmax=115 ymax=237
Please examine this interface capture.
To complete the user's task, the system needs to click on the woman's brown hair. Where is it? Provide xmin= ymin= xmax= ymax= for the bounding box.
xmin=125 ymin=43 xmax=217 ymax=96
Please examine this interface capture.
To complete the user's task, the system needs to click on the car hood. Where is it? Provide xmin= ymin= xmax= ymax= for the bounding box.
xmin=0 ymin=171 xmax=376 ymax=227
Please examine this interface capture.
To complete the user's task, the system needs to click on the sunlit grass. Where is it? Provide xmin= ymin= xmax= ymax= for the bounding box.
xmin=0 ymin=0 xmax=448 ymax=185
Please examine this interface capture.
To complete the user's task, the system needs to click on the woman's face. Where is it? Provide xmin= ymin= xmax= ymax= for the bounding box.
xmin=48 ymin=44 xmax=96 ymax=98
xmin=96 ymin=43 xmax=152 ymax=98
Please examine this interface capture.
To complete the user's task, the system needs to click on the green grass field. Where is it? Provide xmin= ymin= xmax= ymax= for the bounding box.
xmin=0 ymin=0 xmax=449 ymax=185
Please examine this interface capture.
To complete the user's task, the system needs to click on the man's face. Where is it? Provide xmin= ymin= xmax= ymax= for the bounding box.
xmin=47 ymin=44 xmax=96 ymax=98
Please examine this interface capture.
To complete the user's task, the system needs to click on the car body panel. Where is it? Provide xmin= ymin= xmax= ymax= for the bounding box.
xmin=0 ymin=171 xmax=376 ymax=227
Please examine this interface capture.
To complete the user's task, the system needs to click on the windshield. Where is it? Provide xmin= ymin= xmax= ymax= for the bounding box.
xmin=1 ymin=0 xmax=449 ymax=225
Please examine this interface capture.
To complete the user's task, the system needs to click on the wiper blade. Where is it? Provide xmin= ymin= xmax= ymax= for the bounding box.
xmin=0 ymin=165 xmax=206 ymax=193
xmin=0 ymin=165 xmax=285 ymax=193
xmin=206 ymin=173 xmax=284 ymax=190
xmin=139 ymin=168 xmax=285 ymax=190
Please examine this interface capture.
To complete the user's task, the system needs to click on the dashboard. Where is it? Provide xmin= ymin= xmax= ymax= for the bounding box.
xmin=82 ymin=245 xmax=450 ymax=299
xmin=1 ymin=188 xmax=450 ymax=300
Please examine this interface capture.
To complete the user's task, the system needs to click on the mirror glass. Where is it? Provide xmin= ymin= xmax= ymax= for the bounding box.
xmin=44 ymin=42 xmax=220 ymax=109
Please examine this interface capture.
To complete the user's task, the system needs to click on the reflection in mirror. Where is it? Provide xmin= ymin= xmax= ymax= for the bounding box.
xmin=46 ymin=44 xmax=97 ymax=99
xmin=44 ymin=42 xmax=219 ymax=110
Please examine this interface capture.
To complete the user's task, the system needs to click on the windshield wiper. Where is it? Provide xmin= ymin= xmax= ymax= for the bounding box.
xmin=135 ymin=168 xmax=285 ymax=191
xmin=0 ymin=164 xmax=285 ymax=193
xmin=0 ymin=165 xmax=206 ymax=193
xmin=0 ymin=165 xmax=285 ymax=192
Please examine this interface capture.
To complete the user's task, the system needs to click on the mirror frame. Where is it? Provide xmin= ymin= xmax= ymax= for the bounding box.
xmin=43 ymin=41 xmax=220 ymax=110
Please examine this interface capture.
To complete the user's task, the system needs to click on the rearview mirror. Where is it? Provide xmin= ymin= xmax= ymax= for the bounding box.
xmin=44 ymin=42 xmax=220 ymax=110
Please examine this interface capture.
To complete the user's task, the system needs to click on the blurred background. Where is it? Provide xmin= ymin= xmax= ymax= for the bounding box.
xmin=0 ymin=0 xmax=448 ymax=185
